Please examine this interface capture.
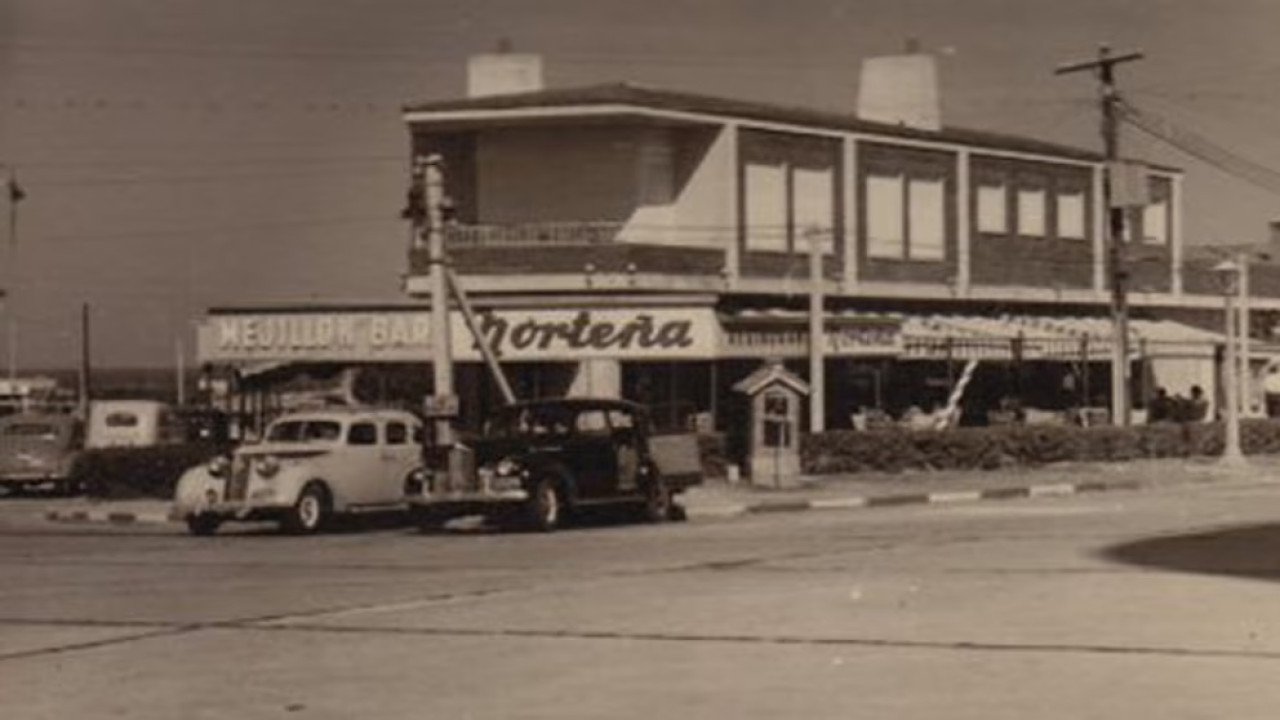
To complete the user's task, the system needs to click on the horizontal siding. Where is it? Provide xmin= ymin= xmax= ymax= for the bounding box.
xmin=971 ymin=236 xmax=1092 ymax=289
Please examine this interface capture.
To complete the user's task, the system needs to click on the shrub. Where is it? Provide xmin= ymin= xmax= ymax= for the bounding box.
xmin=697 ymin=432 xmax=729 ymax=480
xmin=76 ymin=444 xmax=222 ymax=499
xmin=801 ymin=419 xmax=1280 ymax=476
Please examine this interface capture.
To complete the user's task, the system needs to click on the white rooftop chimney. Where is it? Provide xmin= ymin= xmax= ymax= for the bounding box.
xmin=856 ymin=44 xmax=941 ymax=131
xmin=467 ymin=43 xmax=544 ymax=98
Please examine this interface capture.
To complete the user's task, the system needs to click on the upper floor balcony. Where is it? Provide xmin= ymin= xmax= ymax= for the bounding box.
xmin=407 ymin=221 xmax=730 ymax=291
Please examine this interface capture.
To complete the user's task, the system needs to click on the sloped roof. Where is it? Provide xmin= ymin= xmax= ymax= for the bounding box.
xmin=404 ymin=83 xmax=1107 ymax=163
xmin=733 ymin=361 xmax=811 ymax=396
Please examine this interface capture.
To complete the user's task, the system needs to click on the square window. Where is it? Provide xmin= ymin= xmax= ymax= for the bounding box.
xmin=1057 ymin=191 xmax=1086 ymax=239
xmin=745 ymin=162 xmax=788 ymax=252
xmin=976 ymin=184 xmax=1007 ymax=234
xmin=793 ymin=166 xmax=836 ymax=255
xmin=867 ymin=173 xmax=904 ymax=259
xmin=908 ymin=178 xmax=945 ymax=260
xmin=1017 ymin=188 xmax=1046 ymax=237
xmin=1143 ymin=200 xmax=1168 ymax=244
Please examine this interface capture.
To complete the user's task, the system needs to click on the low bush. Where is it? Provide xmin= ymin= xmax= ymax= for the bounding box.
xmin=697 ymin=432 xmax=729 ymax=480
xmin=76 ymin=443 xmax=222 ymax=499
xmin=802 ymin=418 xmax=1280 ymax=475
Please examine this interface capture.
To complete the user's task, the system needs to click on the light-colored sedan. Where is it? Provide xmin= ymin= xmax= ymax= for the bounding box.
xmin=172 ymin=407 xmax=423 ymax=535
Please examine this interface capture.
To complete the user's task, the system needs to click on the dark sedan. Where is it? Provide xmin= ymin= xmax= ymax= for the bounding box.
xmin=0 ymin=413 xmax=84 ymax=495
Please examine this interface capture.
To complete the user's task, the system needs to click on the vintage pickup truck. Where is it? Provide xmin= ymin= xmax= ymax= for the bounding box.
xmin=405 ymin=398 xmax=703 ymax=532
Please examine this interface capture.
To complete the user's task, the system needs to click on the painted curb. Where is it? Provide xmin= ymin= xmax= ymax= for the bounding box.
xmin=43 ymin=509 xmax=176 ymax=526
xmin=682 ymin=477 xmax=1165 ymax=519
xmin=35 ymin=472 xmax=1248 ymax=527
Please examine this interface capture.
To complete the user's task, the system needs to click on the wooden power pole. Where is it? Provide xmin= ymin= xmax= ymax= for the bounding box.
xmin=1056 ymin=45 xmax=1144 ymax=426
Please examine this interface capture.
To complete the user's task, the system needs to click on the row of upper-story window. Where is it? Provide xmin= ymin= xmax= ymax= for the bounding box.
xmin=737 ymin=129 xmax=1174 ymax=262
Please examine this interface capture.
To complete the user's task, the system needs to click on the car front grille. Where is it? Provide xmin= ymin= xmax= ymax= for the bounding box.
xmin=225 ymin=458 xmax=251 ymax=501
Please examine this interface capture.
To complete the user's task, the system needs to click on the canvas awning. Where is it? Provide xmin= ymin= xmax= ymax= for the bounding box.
xmin=903 ymin=314 xmax=1224 ymax=361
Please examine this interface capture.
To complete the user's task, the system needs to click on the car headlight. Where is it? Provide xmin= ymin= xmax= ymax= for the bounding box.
xmin=494 ymin=458 xmax=522 ymax=477
xmin=207 ymin=456 xmax=231 ymax=478
xmin=254 ymin=456 xmax=280 ymax=479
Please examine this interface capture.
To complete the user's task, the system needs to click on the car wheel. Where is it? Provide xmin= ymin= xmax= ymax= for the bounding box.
xmin=186 ymin=514 xmax=221 ymax=537
xmin=522 ymin=478 xmax=562 ymax=532
xmin=640 ymin=476 xmax=672 ymax=523
xmin=283 ymin=482 xmax=330 ymax=535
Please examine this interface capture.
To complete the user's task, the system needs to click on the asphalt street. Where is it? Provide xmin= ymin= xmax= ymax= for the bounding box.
xmin=3 ymin=476 xmax=1280 ymax=719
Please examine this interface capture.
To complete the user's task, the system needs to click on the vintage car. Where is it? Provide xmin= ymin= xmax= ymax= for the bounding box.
xmin=405 ymin=398 xmax=704 ymax=532
xmin=0 ymin=413 xmax=84 ymax=495
xmin=172 ymin=407 xmax=423 ymax=536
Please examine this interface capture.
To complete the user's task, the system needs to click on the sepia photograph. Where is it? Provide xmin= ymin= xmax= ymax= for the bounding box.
xmin=3 ymin=1 xmax=1280 ymax=717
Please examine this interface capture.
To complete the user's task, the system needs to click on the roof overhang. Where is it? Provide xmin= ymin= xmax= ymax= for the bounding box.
xmin=403 ymin=104 xmax=726 ymax=132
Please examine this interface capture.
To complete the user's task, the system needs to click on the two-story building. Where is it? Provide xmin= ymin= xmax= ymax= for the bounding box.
xmin=196 ymin=52 xmax=1280 ymax=440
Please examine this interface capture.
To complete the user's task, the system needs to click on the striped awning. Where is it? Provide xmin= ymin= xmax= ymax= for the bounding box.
xmin=721 ymin=308 xmax=1224 ymax=362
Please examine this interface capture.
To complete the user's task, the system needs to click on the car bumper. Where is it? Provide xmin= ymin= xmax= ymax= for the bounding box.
xmin=0 ymin=472 xmax=71 ymax=485
xmin=407 ymin=488 xmax=529 ymax=505
xmin=170 ymin=499 xmax=293 ymax=522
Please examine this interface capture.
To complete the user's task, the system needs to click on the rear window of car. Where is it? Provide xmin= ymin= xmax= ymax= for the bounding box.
xmin=105 ymin=412 xmax=139 ymax=428
xmin=3 ymin=423 xmax=59 ymax=439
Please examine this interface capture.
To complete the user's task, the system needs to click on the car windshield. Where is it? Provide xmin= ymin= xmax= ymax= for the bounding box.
xmin=265 ymin=420 xmax=343 ymax=443
xmin=488 ymin=406 xmax=577 ymax=438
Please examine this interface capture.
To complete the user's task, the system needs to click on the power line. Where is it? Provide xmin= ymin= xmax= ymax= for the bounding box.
xmin=1119 ymin=100 xmax=1280 ymax=197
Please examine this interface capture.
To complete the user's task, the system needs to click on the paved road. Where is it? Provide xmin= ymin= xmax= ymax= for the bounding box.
xmin=3 ymin=478 xmax=1280 ymax=719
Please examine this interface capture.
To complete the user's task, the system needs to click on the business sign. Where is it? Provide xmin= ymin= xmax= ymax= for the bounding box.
xmin=456 ymin=307 xmax=719 ymax=361
xmin=721 ymin=318 xmax=903 ymax=359
xmin=197 ymin=307 xmax=721 ymax=364
xmin=198 ymin=312 xmax=433 ymax=363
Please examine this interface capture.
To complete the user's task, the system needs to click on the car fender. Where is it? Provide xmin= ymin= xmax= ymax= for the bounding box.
xmin=172 ymin=466 xmax=219 ymax=512
xmin=269 ymin=467 xmax=342 ymax=510
xmin=524 ymin=459 xmax=577 ymax=503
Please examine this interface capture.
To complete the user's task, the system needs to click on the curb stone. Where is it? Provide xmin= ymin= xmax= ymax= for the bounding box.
xmin=681 ymin=474 xmax=1220 ymax=519
xmin=35 ymin=469 xmax=1260 ymax=527
xmin=43 ymin=508 xmax=176 ymax=526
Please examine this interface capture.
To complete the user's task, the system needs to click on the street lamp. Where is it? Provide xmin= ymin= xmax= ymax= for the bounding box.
xmin=1213 ymin=259 xmax=1245 ymax=465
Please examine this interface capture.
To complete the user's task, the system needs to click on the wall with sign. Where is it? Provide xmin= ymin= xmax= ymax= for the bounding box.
xmin=197 ymin=306 xmax=724 ymax=366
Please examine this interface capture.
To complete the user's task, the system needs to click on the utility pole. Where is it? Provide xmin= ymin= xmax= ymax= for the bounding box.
xmin=1057 ymin=45 xmax=1143 ymax=426
xmin=5 ymin=167 xmax=22 ymax=382
xmin=79 ymin=302 xmax=91 ymax=419
xmin=408 ymin=154 xmax=457 ymax=449
xmin=807 ymin=229 xmax=825 ymax=433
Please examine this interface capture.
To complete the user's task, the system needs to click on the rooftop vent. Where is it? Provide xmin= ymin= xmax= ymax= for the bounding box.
xmin=856 ymin=43 xmax=941 ymax=131
xmin=467 ymin=41 xmax=544 ymax=98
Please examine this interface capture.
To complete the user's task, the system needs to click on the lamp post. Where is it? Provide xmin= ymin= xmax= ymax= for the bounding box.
xmin=1213 ymin=259 xmax=1245 ymax=465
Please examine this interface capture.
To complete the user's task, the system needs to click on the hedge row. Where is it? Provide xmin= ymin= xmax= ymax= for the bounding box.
xmin=802 ymin=419 xmax=1280 ymax=475
xmin=77 ymin=444 xmax=222 ymax=499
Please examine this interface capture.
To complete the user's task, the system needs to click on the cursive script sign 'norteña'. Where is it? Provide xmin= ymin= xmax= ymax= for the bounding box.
xmin=476 ymin=310 xmax=695 ymax=357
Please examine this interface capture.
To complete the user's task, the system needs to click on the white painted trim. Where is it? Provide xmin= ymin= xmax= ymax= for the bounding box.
xmin=403 ymin=104 xmax=716 ymax=126
xmin=407 ymin=103 xmax=1110 ymax=171
xmin=1171 ymin=175 xmax=1185 ymax=295
xmin=1092 ymin=164 xmax=1106 ymax=292
xmin=955 ymin=148 xmax=972 ymax=295
xmin=724 ymin=122 xmax=741 ymax=290
xmin=407 ymin=272 xmax=730 ymax=296
xmin=409 ymin=271 xmax=1280 ymax=310
xmin=843 ymin=136 xmax=859 ymax=292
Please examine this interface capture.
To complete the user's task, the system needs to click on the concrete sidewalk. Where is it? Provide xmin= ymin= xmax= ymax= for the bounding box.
xmin=677 ymin=454 xmax=1280 ymax=518
xmin=26 ymin=454 xmax=1278 ymax=529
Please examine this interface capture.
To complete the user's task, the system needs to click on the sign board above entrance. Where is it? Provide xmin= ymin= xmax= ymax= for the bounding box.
xmin=197 ymin=307 xmax=722 ymax=364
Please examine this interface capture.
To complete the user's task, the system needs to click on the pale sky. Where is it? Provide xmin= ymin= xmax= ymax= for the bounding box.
xmin=3 ymin=0 xmax=1280 ymax=368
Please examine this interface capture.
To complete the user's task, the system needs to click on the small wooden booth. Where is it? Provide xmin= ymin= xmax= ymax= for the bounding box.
xmin=733 ymin=360 xmax=810 ymax=488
